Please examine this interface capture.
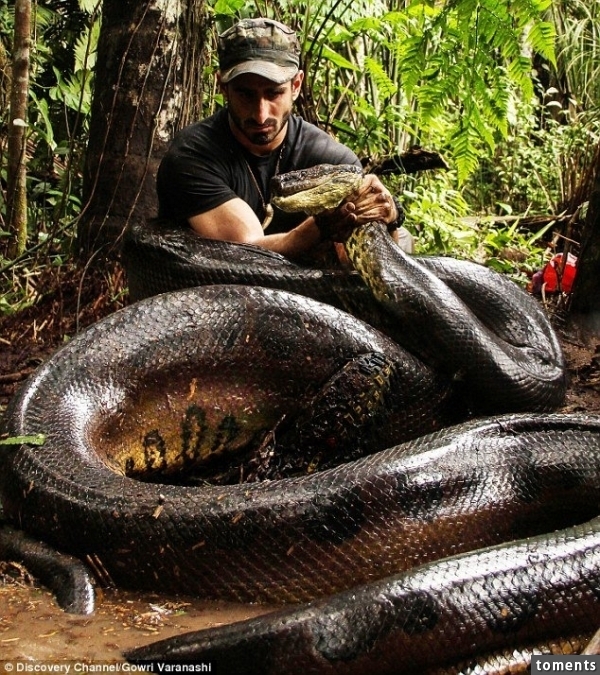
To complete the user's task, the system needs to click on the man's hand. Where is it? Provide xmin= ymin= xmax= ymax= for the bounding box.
xmin=313 ymin=202 xmax=360 ymax=242
xmin=314 ymin=174 xmax=399 ymax=242
xmin=348 ymin=174 xmax=398 ymax=226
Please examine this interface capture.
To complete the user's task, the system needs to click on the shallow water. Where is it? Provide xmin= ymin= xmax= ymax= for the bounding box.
xmin=0 ymin=572 xmax=276 ymax=663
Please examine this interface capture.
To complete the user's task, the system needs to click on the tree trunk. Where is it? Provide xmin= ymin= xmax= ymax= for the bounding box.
xmin=5 ymin=0 xmax=31 ymax=259
xmin=570 ymin=143 xmax=600 ymax=315
xmin=77 ymin=0 xmax=209 ymax=260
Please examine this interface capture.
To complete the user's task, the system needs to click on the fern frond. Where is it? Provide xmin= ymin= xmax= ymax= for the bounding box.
xmin=365 ymin=56 xmax=398 ymax=100
xmin=507 ymin=55 xmax=535 ymax=101
xmin=74 ymin=22 xmax=100 ymax=73
xmin=527 ymin=21 xmax=557 ymax=65
xmin=450 ymin=124 xmax=482 ymax=184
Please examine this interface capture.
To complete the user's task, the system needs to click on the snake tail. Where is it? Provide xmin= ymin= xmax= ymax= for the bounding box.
xmin=0 ymin=525 xmax=95 ymax=614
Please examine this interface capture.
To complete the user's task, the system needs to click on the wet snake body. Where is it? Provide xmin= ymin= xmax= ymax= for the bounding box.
xmin=1 ymin=165 xmax=597 ymax=672
xmin=127 ymin=413 xmax=600 ymax=673
xmin=123 ymin=216 xmax=566 ymax=415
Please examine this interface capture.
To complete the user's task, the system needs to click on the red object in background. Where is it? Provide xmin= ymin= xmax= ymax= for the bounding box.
xmin=542 ymin=252 xmax=577 ymax=293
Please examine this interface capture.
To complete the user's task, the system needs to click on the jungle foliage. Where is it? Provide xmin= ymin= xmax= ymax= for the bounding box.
xmin=1 ymin=0 xmax=600 ymax=311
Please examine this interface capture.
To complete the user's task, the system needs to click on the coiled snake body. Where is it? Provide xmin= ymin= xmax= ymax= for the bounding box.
xmin=1 ymin=165 xmax=598 ymax=673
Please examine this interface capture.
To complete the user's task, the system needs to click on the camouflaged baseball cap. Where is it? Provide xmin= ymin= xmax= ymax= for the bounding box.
xmin=218 ymin=18 xmax=300 ymax=84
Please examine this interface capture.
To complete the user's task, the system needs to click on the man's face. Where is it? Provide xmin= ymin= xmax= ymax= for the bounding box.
xmin=221 ymin=72 xmax=303 ymax=153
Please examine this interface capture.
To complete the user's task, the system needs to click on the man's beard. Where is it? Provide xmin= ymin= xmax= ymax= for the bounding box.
xmin=230 ymin=109 xmax=290 ymax=147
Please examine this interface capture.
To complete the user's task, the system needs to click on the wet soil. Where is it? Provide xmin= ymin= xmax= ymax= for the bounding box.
xmin=0 ymin=571 xmax=274 ymax=662
xmin=1 ymin=263 xmax=599 ymax=664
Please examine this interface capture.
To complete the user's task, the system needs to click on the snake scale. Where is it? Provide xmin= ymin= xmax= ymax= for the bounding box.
xmin=1 ymin=165 xmax=599 ymax=673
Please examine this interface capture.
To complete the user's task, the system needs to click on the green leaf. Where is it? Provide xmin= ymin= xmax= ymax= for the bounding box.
xmin=450 ymin=124 xmax=482 ymax=184
xmin=350 ymin=17 xmax=383 ymax=33
xmin=29 ymin=91 xmax=56 ymax=150
xmin=319 ymin=45 xmax=358 ymax=71
xmin=365 ymin=56 xmax=398 ymax=99
xmin=78 ymin=0 xmax=102 ymax=14
xmin=212 ymin=0 xmax=247 ymax=18
xmin=0 ymin=434 xmax=46 ymax=446
xmin=74 ymin=21 xmax=100 ymax=73
xmin=527 ymin=21 xmax=557 ymax=65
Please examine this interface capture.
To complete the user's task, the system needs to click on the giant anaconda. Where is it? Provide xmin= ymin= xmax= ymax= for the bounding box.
xmin=123 ymin=165 xmax=566 ymax=413
xmin=1 ymin=164 xmax=599 ymax=672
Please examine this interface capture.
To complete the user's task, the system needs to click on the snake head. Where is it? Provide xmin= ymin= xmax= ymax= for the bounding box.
xmin=270 ymin=164 xmax=364 ymax=214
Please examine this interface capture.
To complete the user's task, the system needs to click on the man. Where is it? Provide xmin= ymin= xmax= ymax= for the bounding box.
xmin=157 ymin=17 xmax=413 ymax=262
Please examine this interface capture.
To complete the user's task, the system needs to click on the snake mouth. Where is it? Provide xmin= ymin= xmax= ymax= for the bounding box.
xmin=270 ymin=164 xmax=362 ymax=197
xmin=270 ymin=164 xmax=364 ymax=215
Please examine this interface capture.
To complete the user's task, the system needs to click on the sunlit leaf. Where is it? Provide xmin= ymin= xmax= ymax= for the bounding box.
xmin=0 ymin=434 xmax=46 ymax=446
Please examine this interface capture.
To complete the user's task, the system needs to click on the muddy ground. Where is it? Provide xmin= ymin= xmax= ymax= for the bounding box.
xmin=0 ymin=264 xmax=599 ymax=663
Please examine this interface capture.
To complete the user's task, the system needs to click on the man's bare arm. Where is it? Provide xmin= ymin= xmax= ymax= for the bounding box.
xmin=187 ymin=174 xmax=397 ymax=258
xmin=188 ymin=197 xmax=356 ymax=259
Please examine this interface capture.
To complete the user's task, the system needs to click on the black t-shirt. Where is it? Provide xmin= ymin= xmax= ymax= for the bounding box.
xmin=156 ymin=108 xmax=360 ymax=234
